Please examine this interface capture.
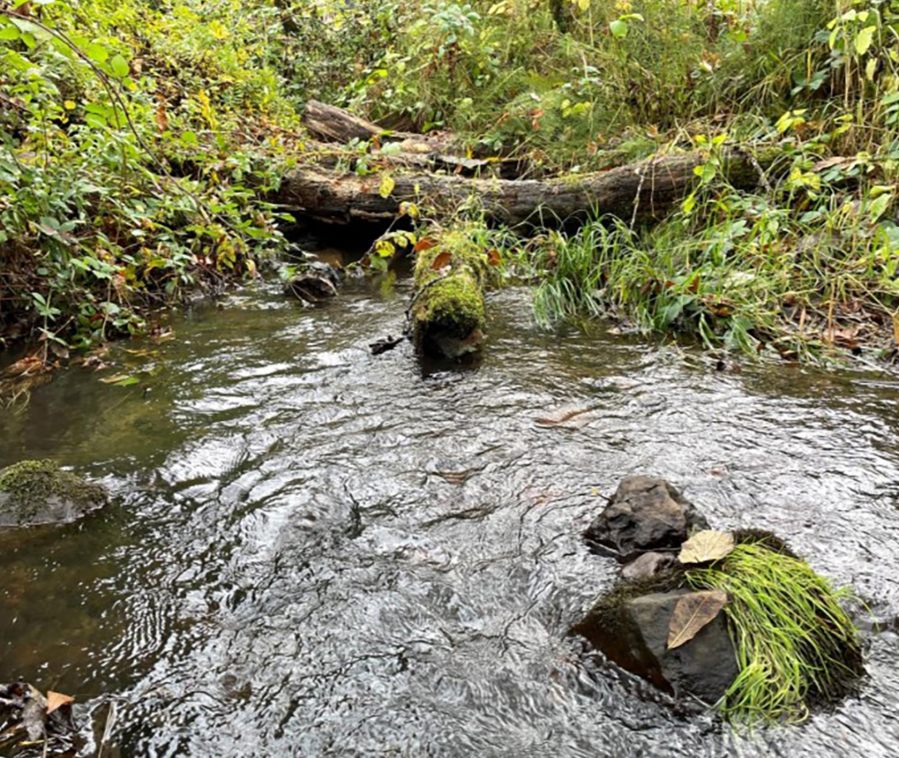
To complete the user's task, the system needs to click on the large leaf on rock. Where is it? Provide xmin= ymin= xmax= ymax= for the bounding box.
xmin=667 ymin=589 xmax=728 ymax=650
xmin=678 ymin=530 xmax=735 ymax=564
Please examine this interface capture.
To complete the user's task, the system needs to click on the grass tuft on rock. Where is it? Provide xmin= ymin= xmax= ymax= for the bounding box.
xmin=685 ymin=535 xmax=862 ymax=724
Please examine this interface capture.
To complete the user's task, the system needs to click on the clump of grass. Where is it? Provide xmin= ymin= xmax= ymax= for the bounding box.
xmin=530 ymin=179 xmax=899 ymax=365
xmin=685 ymin=536 xmax=862 ymax=724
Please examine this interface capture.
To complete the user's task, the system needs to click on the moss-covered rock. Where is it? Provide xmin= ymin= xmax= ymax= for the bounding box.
xmin=411 ymin=229 xmax=493 ymax=359
xmin=0 ymin=460 xmax=108 ymax=528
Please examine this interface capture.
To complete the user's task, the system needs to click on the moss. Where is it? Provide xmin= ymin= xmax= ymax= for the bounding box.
xmin=413 ymin=271 xmax=486 ymax=335
xmin=411 ymin=228 xmax=491 ymax=354
xmin=0 ymin=459 xmax=108 ymax=526
xmin=412 ymin=228 xmax=493 ymax=290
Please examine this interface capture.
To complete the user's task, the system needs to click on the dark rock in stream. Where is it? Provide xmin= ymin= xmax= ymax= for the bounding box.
xmin=585 ymin=476 xmax=709 ymax=561
xmin=0 ymin=459 xmax=108 ymax=528
xmin=621 ymin=551 xmax=676 ymax=580
xmin=572 ymin=588 xmax=739 ymax=704
xmin=284 ymin=261 xmax=340 ymax=304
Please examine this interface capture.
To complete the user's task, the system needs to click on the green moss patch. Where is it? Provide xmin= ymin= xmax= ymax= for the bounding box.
xmin=411 ymin=227 xmax=496 ymax=355
xmin=0 ymin=459 xmax=108 ymax=527
xmin=412 ymin=271 xmax=486 ymax=337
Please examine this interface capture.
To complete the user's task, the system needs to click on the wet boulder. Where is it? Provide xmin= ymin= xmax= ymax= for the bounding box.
xmin=621 ymin=551 xmax=675 ymax=581
xmin=0 ymin=459 xmax=108 ymax=528
xmin=284 ymin=261 xmax=340 ymax=304
xmin=585 ymin=476 xmax=708 ymax=561
xmin=572 ymin=588 xmax=738 ymax=703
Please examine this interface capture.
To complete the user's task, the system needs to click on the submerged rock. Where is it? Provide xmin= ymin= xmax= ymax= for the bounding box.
xmin=585 ymin=476 xmax=708 ymax=560
xmin=0 ymin=459 xmax=108 ymax=527
xmin=573 ymin=587 xmax=738 ymax=703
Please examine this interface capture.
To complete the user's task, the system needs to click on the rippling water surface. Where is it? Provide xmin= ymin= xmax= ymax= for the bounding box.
xmin=2 ymin=278 xmax=899 ymax=757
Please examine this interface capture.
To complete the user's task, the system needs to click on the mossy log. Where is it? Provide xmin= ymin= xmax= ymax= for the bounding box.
xmin=275 ymin=148 xmax=774 ymax=226
xmin=410 ymin=231 xmax=494 ymax=359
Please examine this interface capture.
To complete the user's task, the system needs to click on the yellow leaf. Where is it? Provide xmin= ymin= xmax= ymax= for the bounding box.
xmin=46 ymin=692 xmax=74 ymax=714
xmin=667 ymin=590 xmax=728 ymax=649
xmin=375 ymin=239 xmax=395 ymax=257
xmin=679 ymin=530 xmax=735 ymax=564
xmin=379 ymin=174 xmax=395 ymax=199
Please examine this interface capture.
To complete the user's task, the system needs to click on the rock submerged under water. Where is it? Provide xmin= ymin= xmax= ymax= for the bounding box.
xmin=0 ymin=459 xmax=108 ymax=528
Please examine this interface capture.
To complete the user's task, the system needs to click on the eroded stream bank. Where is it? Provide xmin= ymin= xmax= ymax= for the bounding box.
xmin=2 ymin=279 xmax=899 ymax=756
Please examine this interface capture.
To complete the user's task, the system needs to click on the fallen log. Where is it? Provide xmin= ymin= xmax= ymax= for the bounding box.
xmin=302 ymin=100 xmax=527 ymax=177
xmin=274 ymin=148 xmax=774 ymax=226
xmin=408 ymin=230 xmax=495 ymax=359
xmin=303 ymin=99 xmax=446 ymax=154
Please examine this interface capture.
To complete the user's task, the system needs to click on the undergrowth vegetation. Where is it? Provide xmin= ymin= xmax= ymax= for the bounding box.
xmin=2 ymin=0 xmax=899 ymax=366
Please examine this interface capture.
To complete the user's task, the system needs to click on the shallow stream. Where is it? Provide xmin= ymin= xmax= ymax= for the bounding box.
xmin=2 ymin=276 xmax=899 ymax=756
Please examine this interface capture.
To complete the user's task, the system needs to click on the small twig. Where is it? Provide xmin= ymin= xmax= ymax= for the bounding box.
xmin=630 ymin=157 xmax=657 ymax=230
xmin=96 ymin=700 xmax=117 ymax=758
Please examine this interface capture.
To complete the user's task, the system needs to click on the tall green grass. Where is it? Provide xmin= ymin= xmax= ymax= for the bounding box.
xmin=686 ymin=537 xmax=862 ymax=723
xmin=530 ymin=181 xmax=899 ymax=363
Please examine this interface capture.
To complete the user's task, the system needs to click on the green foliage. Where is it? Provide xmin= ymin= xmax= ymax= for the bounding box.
xmin=343 ymin=0 xmax=859 ymax=168
xmin=0 ymin=0 xmax=299 ymax=350
xmin=529 ymin=124 xmax=899 ymax=364
xmin=686 ymin=537 xmax=862 ymax=724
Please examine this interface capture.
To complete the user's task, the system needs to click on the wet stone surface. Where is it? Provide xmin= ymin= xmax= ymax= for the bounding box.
xmin=1 ymin=280 xmax=899 ymax=756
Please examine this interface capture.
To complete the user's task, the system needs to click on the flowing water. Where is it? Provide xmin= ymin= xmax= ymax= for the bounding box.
xmin=2 ymin=276 xmax=899 ymax=757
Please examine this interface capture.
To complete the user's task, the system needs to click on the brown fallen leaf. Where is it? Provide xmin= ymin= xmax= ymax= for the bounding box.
xmin=668 ymin=589 xmax=728 ymax=649
xmin=46 ymin=691 xmax=74 ymax=714
xmin=823 ymin=324 xmax=859 ymax=349
xmin=678 ymin=530 xmax=735 ymax=564
xmin=487 ymin=248 xmax=501 ymax=266
xmin=430 ymin=251 xmax=453 ymax=271
xmin=414 ymin=237 xmax=437 ymax=253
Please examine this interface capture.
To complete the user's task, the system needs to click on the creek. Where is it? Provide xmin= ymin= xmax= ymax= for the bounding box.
xmin=2 ymin=274 xmax=899 ymax=756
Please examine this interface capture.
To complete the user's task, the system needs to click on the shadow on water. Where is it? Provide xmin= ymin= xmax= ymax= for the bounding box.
xmin=1 ymin=275 xmax=899 ymax=756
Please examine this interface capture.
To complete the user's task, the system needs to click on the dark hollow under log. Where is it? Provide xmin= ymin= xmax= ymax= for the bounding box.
xmin=274 ymin=148 xmax=774 ymax=226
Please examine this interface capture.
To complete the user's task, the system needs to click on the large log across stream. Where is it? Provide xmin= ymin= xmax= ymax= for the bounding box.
xmin=275 ymin=148 xmax=770 ymax=226
xmin=286 ymin=102 xmax=774 ymax=359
